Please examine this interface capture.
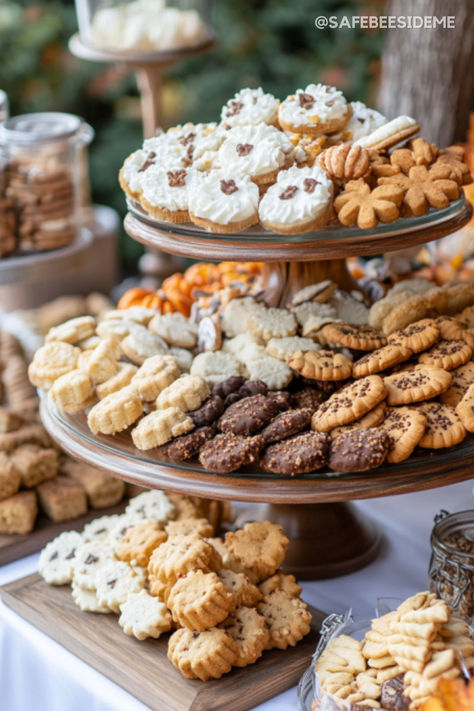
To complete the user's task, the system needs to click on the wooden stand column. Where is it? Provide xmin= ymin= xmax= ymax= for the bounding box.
xmin=261 ymin=259 xmax=360 ymax=306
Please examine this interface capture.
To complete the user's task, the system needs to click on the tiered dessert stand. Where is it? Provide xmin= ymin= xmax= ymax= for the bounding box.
xmin=40 ymin=194 xmax=474 ymax=579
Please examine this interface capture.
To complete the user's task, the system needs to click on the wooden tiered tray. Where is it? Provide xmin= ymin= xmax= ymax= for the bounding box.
xmin=39 ymin=196 xmax=474 ymax=578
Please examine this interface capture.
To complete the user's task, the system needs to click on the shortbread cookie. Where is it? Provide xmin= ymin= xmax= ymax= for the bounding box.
xmin=71 ymin=580 xmax=111 ymax=613
xmin=329 ymin=428 xmax=390 ymax=472
xmin=95 ymin=560 xmax=146 ymax=613
xmin=441 ymin=361 xmax=474 ymax=407
xmin=352 ymin=344 xmax=413 ymax=378
xmin=148 ymin=312 xmax=198 ymax=349
xmin=168 ymin=570 xmax=234 ymax=631
xmin=418 ymin=340 xmax=472 ymax=371
xmin=221 ymin=606 xmax=270 ymax=666
xmin=79 ymin=337 xmax=121 ymax=384
xmin=165 ymin=517 xmax=214 ymax=539
xmin=260 ymin=430 xmax=329 ymax=474
xmin=354 ymin=115 xmax=419 ymax=151
xmin=189 ymin=172 xmax=259 ymax=233
xmin=39 ymin=530 xmax=83 ymax=585
xmin=257 ymin=590 xmax=312 ymax=649
xmin=157 ymin=425 xmax=215 ymax=462
xmin=87 ymin=386 xmax=143 ymax=435
xmin=378 ymin=406 xmax=427 ymax=463
xmin=117 ymin=521 xmax=167 ymax=567
xmin=10 ymin=443 xmax=58 ymax=488
xmin=199 ymin=433 xmax=264 ymax=473
xmin=383 ymin=366 xmax=452 ymax=406
xmin=288 ymin=349 xmax=352 ymax=381
xmin=73 ymin=541 xmax=115 ymax=590
xmin=102 ymin=307 xmax=156 ymax=325
xmin=189 ymin=396 xmax=225 ymax=427
xmin=279 ymin=84 xmax=350 ymax=136
xmin=220 ymin=297 xmax=266 ymax=338
xmin=125 ymin=490 xmax=175 ymax=523
xmin=218 ymin=394 xmax=282 ymax=435
xmin=119 ymin=589 xmax=171 ymax=640
xmin=28 ymin=341 xmax=80 ymax=390
xmin=312 ymin=375 xmax=387 ymax=432
xmin=225 ymin=521 xmax=289 ymax=583
xmin=168 ymin=627 xmax=238 ymax=681
xmin=131 ymin=407 xmax=194 ymax=450
xmin=0 ymin=452 xmax=21 ymax=501
xmin=455 ymin=383 xmax=474 ymax=433
xmin=48 ymin=369 xmax=94 ymax=413
xmin=388 ymin=319 xmax=440 ymax=352
xmin=121 ymin=328 xmax=169 ymax=365
xmin=379 ymin=164 xmax=460 ymax=217
xmin=258 ymin=164 xmax=333 ymax=234
xmin=148 ymin=534 xmax=221 ymax=597
xmin=417 ymin=402 xmax=466 ymax=448
xmin=266 ymin=336 xmax=320 ymax=361
xmin=259 ymin=571 xmax=302 ymax=598
xmin=260 ymin=408 xmax=312 ymax=444
xmin=190 ymin=351 xmax=243 ymax=385
xmin=217 ymin=123 xmax=294 ymax=184
xmin=131 ymin=354 xmax=180 ymax=401
xmin=82 ymin=514 xmax=122 ymax=543
xmin=96 ymin=363 xmax=138 ymax=399
xmin=247 ymin=307 xmax=297 ymax=342
xmin=334 ymin=179 xmax=403 ymax=229
xmin=140 ymin=166 xmax=194 ymax=222
xmin=217 ymin=569 xmax=262 ymax=608
xmin=322 ymin=323 xmax=387 ymax=351
xmin=45 ymin=316 xmax=96 ymax=345
xmin=96 ymin=318 xmax=140 ymax=341
xmin=220 ymin=87 xmax=279 ymax=128
xmin=329 ymin=402 xmax=387 ymax=437
xmin=155 ymin=374 xmax=210 ymax=412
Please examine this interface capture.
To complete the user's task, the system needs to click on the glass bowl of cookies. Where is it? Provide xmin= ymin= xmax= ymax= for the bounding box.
xmin=298 ymin=592 xmax=474 ymax=711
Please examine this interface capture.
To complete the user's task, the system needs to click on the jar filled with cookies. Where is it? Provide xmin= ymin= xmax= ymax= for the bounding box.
xmin=0 ymin=146 xmax=16 ymax=259
xmin=429 ymin=509 xmax=474 ymax=624
xmin=0 ymin=112 xmax=88 ymax=253
xmin=75 ymin=0 xmax=212 ymax=52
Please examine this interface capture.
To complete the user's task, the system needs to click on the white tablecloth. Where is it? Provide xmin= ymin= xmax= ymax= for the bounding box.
xmin=1 ymin=480 xmax=473 ymax=711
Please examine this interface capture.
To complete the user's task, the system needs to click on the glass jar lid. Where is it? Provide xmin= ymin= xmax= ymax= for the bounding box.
xmin=0 ymin=112 xmax=83 ymax=144
xmin=431 ymin=509 xmax=474 ymax=565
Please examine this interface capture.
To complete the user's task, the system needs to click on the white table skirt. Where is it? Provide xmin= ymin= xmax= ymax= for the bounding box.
xmin=1 ymin=480 xmax=472 ymax=711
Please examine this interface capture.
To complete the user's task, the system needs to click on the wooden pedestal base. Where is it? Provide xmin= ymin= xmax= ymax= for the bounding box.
xmin=237 ymin=502 xmax=381 ymax=580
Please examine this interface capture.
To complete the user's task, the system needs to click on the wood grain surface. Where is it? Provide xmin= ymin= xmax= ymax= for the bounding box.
xmin=1 ymin=573 xmax=325 ymax=711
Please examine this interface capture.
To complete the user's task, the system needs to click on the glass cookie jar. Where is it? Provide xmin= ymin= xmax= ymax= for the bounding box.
xmin=0 ymin=113 xmax=91 ymax=253
xmin=75 ymin=0 xmax=213 ymax=52
xmin=428 ymin=509 xmax=474 ymax=624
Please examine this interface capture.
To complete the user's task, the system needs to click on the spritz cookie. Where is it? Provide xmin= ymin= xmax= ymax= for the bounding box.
xmin=278 ymin=84 xmax=351 ymax=136
xmin=216 ymin=124 xmax=294 ymax=185
xmin=220 ymin=87 xmax=279 ymax=128
xmin=121 ymin=327 xmax=169 ymax=365
xmin=257 ymin=590 xmax=312 ymax=649
xmin=188 ymin=172 xmax=259 ymax=233
xmin=258 ymin=165 xmax=333 ymax=234
xmin=87 ymin=386 xmax=143 ymax=435
xmin=48 ymin=369 xmax=94 ymax=413
xmin=221 ymin=606 xmax=270 ymax=666
xmin=149 ymin=312 xmax=198 ymax=349
xmin=28 ymin=341 xmax=80 ymax=390
xmin=155 ymin=374 xmax=210 ymax=412
xmin=45 ymin=316 xmax=96 ymax=345
xmin=131 ymin=354 xmax=180 ymax=401
xmin=225 ymin=521 xmax=289 ymax=583
xmin=119 ymin=589 xmax=171 ymax=640
xmin=140 ymin=166 xmax=195 ymax=223
xmin=39 ymin=530 xmax=83 ymax=585
xmin=96 ymin=363 xmax=138 ymax=399
xmin=168 ymin=570 xmax=234 ymax=631
xmin=118 ymin=521 xmax=167 ymax=566
xmin=131 ymin=407 xmax=194 ymax=450
xmin=190 ymin=352 xmax=243 ymax=385
xmin=79 ymin=336 xmax=120 ymax=384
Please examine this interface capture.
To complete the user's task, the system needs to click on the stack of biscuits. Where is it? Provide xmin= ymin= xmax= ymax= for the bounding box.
xmin=39 ymin=489 xmax=312 ymax=681
xmin=314 ymin=591 xmax=474 ymax=710
xmin=27 ymin=275 xmax=474 ymax=476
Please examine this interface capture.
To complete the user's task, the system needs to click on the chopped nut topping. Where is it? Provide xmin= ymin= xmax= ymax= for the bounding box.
xmin=299 ymin=93 xmax=315 ymax=110
xmin=167 ymin=169 xmax=187 ymax=188
xmin=220 ymin=179 xmax=239 ymax=195
xmin=236 ymin=143 xmax=253 ymax=156
xmin=226 ymin=100 xmax=243 ymax=117
xmin=138 ymin=152 xmax=156 ymax=173
xmin=279 ymin=185 xmax=298 ymax=200
xmin=303 ymin=178 xmax=319 ymax=193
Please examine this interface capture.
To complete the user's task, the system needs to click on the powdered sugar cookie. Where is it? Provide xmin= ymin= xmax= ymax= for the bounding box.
xmin=279 ymin=84 xmax=351 ymax=136
xmin=169 ymin=346 xmax=194 ymax=372
xmin=244 ymin=352 xmax=294 ymax=390
xmin=220 ymin=297 xmax=266 ymax=338
xmin=131 ymin=407 xmax=194 ymax=450
xmin=119 ymin=589 xmax=171 ymax=640
xmin=95 ymin=560 xmax=146 ymax=613
xmin=258 ymin=165 xmax=333 ymax=234
xmin=188 ymin=172 xmax=259 ymax=233
xmin=121 ymin=327 xmax=169 ymax=365
xmin=131 ymin=354 xmax=180 ymax=401
xmin=247 ymin=307 xmax=297 ymax=342
xmin=39 ymin=530 xmax=83 ymax=585
xmin=216 ymin=124 xmax=294 ymax=185
xmin=96 ymin=318 xmax=141 ymax=341
xmin=101 ymin=307 xmax=156 ymax=325
xmin=71 ymin=580 xmax=111 ymax=613
xmin=354 ymin=115 xmax=419 ymax=151
xmin=266 ymin=336 xmax=321 ymax=361
xmin=190 ymin=351 xmax=243 ymax=385
xmin=220 ymin=87 xmax=279 ymax=128
xmin=149 ymin=312 xmax=198 ymax=349
xmin=140 ymin=166 xmax=195 ymax=222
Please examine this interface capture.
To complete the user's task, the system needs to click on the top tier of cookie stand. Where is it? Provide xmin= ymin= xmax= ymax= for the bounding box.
xmin=124 ymin=194 xmax=472 ymax=263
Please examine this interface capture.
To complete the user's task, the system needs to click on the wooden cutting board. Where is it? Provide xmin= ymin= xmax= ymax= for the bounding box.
xmin=0 ymin=503 xmax=127 ymax=566
xmin=1 ymin=573 xmax=324 ymax=711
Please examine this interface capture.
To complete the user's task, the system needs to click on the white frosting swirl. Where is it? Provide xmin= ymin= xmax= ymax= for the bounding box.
xmin=258 ymin=165 xmax=333 ymax=226
xmin=141 ymin=166 xmax=195 ymax=212
xmin=122 ymin=149 xmax=149 ymax=194
xmin=188 ymin=171 xmax=259 ymax=225
xmin=220 ymin=88 xmax=279 ymax=128
xmin=355 ymin=115 xmax=417 ymax=148
xmin=335 ymin=101 xmax=387 ymax=142
xmin=216 ymin=124 xmax=294 ymax=178
xmin=279 ymin=84 xmax=349 ymax=129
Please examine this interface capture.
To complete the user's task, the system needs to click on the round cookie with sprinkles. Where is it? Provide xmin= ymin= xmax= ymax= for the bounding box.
xmin=258 ymin=165 xmax=333 ymax=234
xmin=220 ymin=87 xmax=279 ymax=128
xmin=140 ymin=166 xmax=195 ymax=222
xmin=418 ymin=339 xmax=472 ymax=371
xmin=278 ymin=83 xmax=351 ymax=137
xmin=216 ymin=124 xmax=294 ymax=185
xmin=188 ymin=172 xmax=259 ymax=233
xmin=417 ymin=401 xmax=466 ymax=449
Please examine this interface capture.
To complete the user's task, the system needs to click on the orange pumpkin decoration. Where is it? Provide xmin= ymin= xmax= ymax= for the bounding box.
xmin=421 ymin=677 xmax=474 ymax=711
xmin=117 ymin=288 xmax=159 ymax=310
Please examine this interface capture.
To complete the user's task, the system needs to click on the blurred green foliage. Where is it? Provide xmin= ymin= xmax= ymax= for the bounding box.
xmin=0 ymin=0 xmax=384 ymax=270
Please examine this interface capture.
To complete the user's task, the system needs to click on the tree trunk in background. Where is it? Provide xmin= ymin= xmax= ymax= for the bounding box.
xmin=378 ymin=0 xmax=474 ymax=146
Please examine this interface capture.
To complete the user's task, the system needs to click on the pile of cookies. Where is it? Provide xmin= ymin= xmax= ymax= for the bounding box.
xmin=314 ymin=592 xmax=474 ymax=710
xmin=27 ymin=275 xmax=474 ymax=475
xmin=119 ymin=84 xmax=471 ymax=234
xmin=39 ymin=489 xmax=312 ymax=680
